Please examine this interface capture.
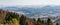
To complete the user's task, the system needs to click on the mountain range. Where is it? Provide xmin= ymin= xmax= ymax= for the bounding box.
xmin=0 ymin=5 xmax=60 ymax=18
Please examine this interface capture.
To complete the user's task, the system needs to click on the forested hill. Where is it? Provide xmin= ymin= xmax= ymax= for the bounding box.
xmin=0 ymin=9 xmax=57 ymax=25
xmin=0 ymin=10 xmax=36 ymax=25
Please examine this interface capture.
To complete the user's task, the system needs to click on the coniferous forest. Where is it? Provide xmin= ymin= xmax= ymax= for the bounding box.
xmin=0 ymin=10 xmax=58 ymax=25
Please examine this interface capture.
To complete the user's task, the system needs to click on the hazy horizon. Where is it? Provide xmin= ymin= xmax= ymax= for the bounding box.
xmin=0 ymin=0 xmax=60 ymax=6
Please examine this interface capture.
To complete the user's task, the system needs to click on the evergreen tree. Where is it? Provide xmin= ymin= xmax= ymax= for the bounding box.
xmin=47 ymin=18 xmax=53 ymax=25
xmin=20 ymin=15 xmax=26 ymax=25
xmin=5 ymin=12 xmax=20 ymax=25
xmin=42 ymin=20 xmax=44 ymax=24
xmin=56 ymin=23 xmax=59 ymax=25
xmin=36 ymin=18 xmax=43 ymax=25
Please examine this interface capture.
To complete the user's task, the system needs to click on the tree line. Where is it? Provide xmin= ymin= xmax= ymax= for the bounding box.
xmin=2 ymin=12 xmax=59 ymax=25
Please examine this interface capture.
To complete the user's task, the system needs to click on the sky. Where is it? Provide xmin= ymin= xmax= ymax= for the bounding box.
xmin=0 ymin=0 xmax=60 ymax=6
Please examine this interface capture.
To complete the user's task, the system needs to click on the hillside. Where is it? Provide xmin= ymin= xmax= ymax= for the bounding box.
xmin=0 ymin=10 xmax=36 ymax=25
xmin=0 ymin=5 xmax=60 ymax=25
